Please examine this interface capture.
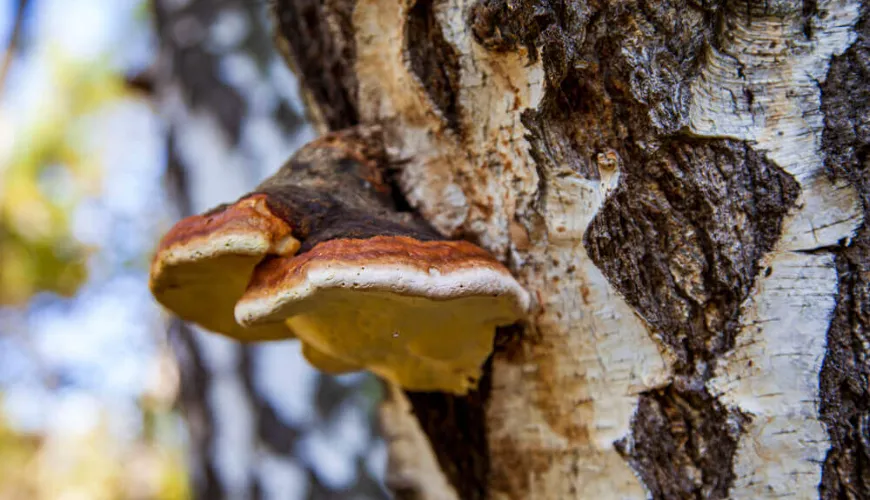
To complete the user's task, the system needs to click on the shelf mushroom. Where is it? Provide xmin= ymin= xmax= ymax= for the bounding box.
xmin=149 ymin=194 xmax=301 ymax=341
xmin=149 ymin=127 xmax=529 ymax=394
xmin=236 ymin=235 xmax=529 ymax=394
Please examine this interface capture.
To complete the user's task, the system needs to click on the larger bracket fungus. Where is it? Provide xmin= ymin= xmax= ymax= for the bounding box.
xmin=150 ymin=128 xmax=529 ymax=394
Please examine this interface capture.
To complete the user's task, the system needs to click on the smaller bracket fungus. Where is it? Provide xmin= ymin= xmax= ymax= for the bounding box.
xmin=149 ymin=126 xmax=530 ymax=394
xmin=149 ymin=195 xmax=301 ymax=341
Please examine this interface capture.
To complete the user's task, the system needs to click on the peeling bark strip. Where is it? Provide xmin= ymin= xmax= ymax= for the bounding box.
xmin=819 ymin=5 xmax=870 ymax=499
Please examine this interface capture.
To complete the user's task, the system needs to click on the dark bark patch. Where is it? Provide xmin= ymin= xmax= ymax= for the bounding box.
xmin=467 ymin=0 xmax=562 ymax=57
xmin=585 ymin=139 xmax=800 ymax=372
xmin=820 ymin=233 xmax=870 ymax=500
xmin=405 ymin=0 xmax=462 ymax=132
xmin=272 ymin=0 xmax=359 ymax=130
xmin=502 ymin=0 xmax=722 ymax=182
xmin=471 ymin=0 xmax=718 ymax=138
xmin=404 ymin=355 xmax=493 ymax=500
xmin=399 ymin=325 xmax=523 ymax=500
xmin=474 ymin=1 xmax=781 ymax=495
xmin=819 ymin=6 xmax=870 ymax=499
xmin=617 ymin=382 xmax=749 ymax=500
xmin=820 ymin=10 xmax=870 ymax=205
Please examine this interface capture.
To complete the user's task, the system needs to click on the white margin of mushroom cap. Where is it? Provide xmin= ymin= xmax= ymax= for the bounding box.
xmin=156 ymin=232 xmax=272 ymax=268
xmin=235 ymin=263 xmax=531 ymax=326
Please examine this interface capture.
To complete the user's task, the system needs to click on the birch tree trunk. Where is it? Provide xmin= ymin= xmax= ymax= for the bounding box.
xmin=271 ymin=0 xmax=870 ymax=498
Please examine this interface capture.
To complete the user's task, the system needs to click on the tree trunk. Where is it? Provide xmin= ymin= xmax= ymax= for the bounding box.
xmin=271 ymin=0 xmax=870 ymax=498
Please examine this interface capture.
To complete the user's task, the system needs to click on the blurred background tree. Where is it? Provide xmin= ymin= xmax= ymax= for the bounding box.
xmin=0 ymin=0 xmax=387 ymax=498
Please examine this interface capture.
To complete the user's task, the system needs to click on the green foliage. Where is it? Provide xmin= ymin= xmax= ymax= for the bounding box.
xmin=0 ymin=49 xmax=126 ymax=305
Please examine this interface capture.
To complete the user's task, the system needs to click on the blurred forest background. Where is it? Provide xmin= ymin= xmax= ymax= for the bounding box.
xmin=0 ymin=0 xmax=388 ymax=498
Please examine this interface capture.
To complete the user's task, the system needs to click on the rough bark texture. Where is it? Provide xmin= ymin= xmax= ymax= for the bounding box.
xmin=405 ymin=0 xmax=462 ymax=132
xmin=819 ymin=5 xmax=870 ymax=499
xmin=586 ymin=139 xmax=800 ymax=368
xmin=271 ymin=0 xmax=359 ymax=130
xmin=616 ymin=384 xmax=748 ymax=499
xmin=269 ymin=0 xmax=869 ymax=498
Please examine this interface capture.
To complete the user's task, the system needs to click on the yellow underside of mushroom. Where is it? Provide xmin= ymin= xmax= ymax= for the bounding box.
xmin=153 ymin=254 xmax=294 ymax=341
xmin=284 ymin=289 xmax=511 ymax=394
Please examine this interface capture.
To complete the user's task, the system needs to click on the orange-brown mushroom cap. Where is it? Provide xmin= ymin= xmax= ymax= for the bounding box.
xmin=149 ymin=194 xmax=301 ymax=341
xmin=234 ymin=236 xmax=530 ymax=394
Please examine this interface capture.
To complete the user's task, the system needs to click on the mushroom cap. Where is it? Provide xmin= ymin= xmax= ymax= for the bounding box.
xmin=149 ymin=194 xmax=301 ymax=341
xmin=235 ymin=236 xmax=530 ymax=393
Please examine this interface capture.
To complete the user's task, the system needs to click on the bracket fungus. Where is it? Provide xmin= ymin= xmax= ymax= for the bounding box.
xmin=150 ymin=128 xmax=529 ymax=394
xmin=149 ymin=194 xmax=301 ymax=341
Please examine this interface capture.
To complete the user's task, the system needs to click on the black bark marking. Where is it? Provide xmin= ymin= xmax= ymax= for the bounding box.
xmin=616 ymin=383 xmax=749 ymax=500
xmin=585 ymin=138 xmax=797 ymax=497
xmin=585 ymin=139 xmax=800 ymax=370
xmin=405 ymin=0 xmax=462 ymax=132
xmin=472 ymin=0 xmax=719 ymax=146
xmin=272 ymin=0 xmax=359 ymax=129
xmin=820 ymin=234 xmax=870 ymax=500
xmin=819 ymin=6 xmax=870 ymax=499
